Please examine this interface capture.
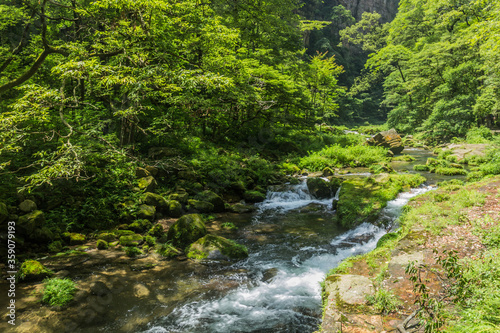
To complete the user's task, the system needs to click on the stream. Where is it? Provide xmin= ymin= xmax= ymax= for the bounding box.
xmin=1 ymin=148 xmax=463 ymax=332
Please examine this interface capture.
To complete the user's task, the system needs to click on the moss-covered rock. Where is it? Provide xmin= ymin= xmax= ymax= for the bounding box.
xmin=119 ymin=234 xmax=144 ymax=246
xmin=19 ymin=199 xmax=37 ymax=213
xmin=322 ymin=167 xmax=335 ymax=177
xmin=17 ymin=260 xmax=53 ymax=282
xmin=243 ymin=190 xmax=266 ymax=203
xmin=114 ymin=229 xmax=135 ymax=237
xmin=188 ymin=199 xmax=214 ymax=213
xmin=97 ymin=239 xmax=109 ymax=250
xmin=127 ymin=219 xmax=153 ymax=233
xmin=166 ymin=214 xmax=207 ymax=248
xmin=136 ymin=204 xmax=156 ymax=220
xmin=195 ymin=190 xmax=225 ymax=212
xmin=168 ymin=192 xmax=189 ymax=205
xmin=18 ymin=210 xmax=45 ymax=235
xmin=167 ymin=200 xmax=183 ymax=217
xmin=186 ymin=234 xmax=248 ymax=260
xmin=97 ymin=232 xmax=116 ymax=242
xmin=138 ymin=176 xmax=157 ymax=192
xmin=148 ymin=224 xmax=164 ymax=238
xmin=142 ymin=192 xmax=169 ymax=211
xmin=157 ymin=243 xmax=182 ymax=258
xmin=228 ymin=203 xmax=257 ymax=214
xmin=62 ymin=232 xmax=86 ymax=245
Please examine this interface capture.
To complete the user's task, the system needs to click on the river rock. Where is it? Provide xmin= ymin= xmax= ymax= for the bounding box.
xmin=188 ymin=199 xmax=214 ymax=213
xmin=19 ymin=199 xmax=37 ymax=213
xmin=168 ymin=200 xmax=183 ymax=217
xmin=229 ymin=203 xmax=257 ymax=214
xmin=119 ymin=234 xmax=143 ymax=246
xmin=195 ymin=190 xmax=225 ymax=212
xmin=18 ymin=210 xmax=45 ymax=234
xmin=321 ymin=274 xmax=375 ymax=332
xmin=137 ymin=204 xmax=156 ymax=220
xmin=138 ymin=176 xmax=157 ymax=192
xmin=366 ymin=128 xmax=404 ymax=155
xmin=306 ymin=177 xmax=342 ymax=199
xmin=18 ymin=259 xmax=53 ymax=282
xmin=142 ymin=192 xmax=169 ymax=211
xmin=168 ymin=192 xmax=189 ymax=205
xmin=127 ymin=219 xmax=152 ymax=233
xmin=243 ymin=190 xmax=266 ymax=203
xmin=166 ymin=214 xmax=207 ymax=248
xmin=185 ymin=234 xmax=248 ymax=260
xmin=62 ymin=232 xmax=86 ymax=245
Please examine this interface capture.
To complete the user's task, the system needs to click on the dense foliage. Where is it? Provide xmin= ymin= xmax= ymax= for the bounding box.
xmin=357 ymin=0 xmax=500 ymax=143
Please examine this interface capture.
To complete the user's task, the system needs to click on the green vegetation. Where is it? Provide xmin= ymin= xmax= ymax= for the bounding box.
xmin=299 ymin=144 xmax=389 ymax=171
xmin=185 ymin=234 xmax=248 ymax=260
xmin=18 ymin=260 xmax=53 ymax=282
xmin=336 ymin=173 xmax=426 ymax=228
xmin=124 ymin=246 xmax=143 ymax=258
xmin=156 ymin=243 xmax=182 ymax=258
xmin=366 ymin=288 xmax=402 ymax=314
xmin=42 ymin=278 xmax=77 ymax=307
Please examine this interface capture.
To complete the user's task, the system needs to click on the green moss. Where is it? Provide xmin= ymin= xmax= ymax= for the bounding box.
xmin=124 ymin=246 xmax=142 ymax=257
xmin=157 ymin=243 xmax=182 ymax=257
xmin=185 ymin=234 xmax=248 ymax=260
xmin=96 ymin=239 xmax=109 ymax=250
xmin=166 ymin=213 xmax=207 ymax=248
xmin=194 ymin=190 xmax=225 ymax=212
xmin=336 ymin=174 xmax=426 ymax=228
xmin=376 ymin=232 xmax=399 ymax=248
xmin=42 ymin=278 xmax=77 ymax=307
xmin=127 ymin=219 xmax=152 ymax=233
xmin=62 ymin=232 xmax=86 ymax=245
xmin=119 ymin=234 xmax=143 ymax=246
xmin=144 ymin=235 xmax=156 ymax=246
xmin=413 ymin=164 xmax=430 ymax=171
xmin=435 ymin=167 xmax=467 ymax=176
xmin=243 ymin=190 xmax=266 ymax=203
xmin=392 ymin=155 xmax=415 ymax=162
xmin=18 ymin=260 xmax=53 ymax=282
xmin=148 ymin=224 xmax=164 ymax=238
xmin=114 ymin=229 xmax=135 ymax=237
xmin=97 ymin=232 xmax=116 ymax=242
xmin=187 ymin=199 xmax=214 ymax=213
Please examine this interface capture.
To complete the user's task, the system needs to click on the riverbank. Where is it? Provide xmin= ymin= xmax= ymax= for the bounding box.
xmin=318 ymin=175 xmax=500 ymax=332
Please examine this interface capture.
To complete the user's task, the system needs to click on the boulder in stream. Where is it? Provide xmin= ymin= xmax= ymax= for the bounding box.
xmin=306 ymin=177 xmax=342 ymax=199
xmin=166 ymin=214 xmax=207 ymax=248
xmin=185 ymin=234 xmax=248 ymax=260
xmin=195 ymin=190 xmax=225 ymax=212
xmin=366 ymin=128 xmax=404 ymax=155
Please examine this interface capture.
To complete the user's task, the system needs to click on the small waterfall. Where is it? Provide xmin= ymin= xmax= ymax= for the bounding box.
xmin=257 ymin=179 xmax=336 ymax=212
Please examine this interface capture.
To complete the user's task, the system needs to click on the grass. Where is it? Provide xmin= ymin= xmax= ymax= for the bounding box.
xmin=299 ymin=144 xmax=389 ymax=171
xmin=42 ymin=278 xmax=77 ymax=307
xmin=366 ymin=288 xmax=402 ymax=314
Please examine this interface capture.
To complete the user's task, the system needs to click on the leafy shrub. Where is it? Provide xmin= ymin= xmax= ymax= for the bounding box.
xmin=42 ymin=278 xmax=77 ymax=307
xmin=466 ymin=126 xmax=493 ymax=144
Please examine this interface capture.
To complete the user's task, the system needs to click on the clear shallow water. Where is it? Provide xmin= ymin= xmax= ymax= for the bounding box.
xmin=141 ymin=179 xmax=433 ymax=333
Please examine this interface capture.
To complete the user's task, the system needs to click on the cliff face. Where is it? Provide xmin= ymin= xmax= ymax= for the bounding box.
xmin=342 ymin=0 xmax=400 ymax=22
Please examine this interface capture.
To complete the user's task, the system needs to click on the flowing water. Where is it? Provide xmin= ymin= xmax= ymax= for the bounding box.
xmin=140 ymin=180 xmax=434 ymax=333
